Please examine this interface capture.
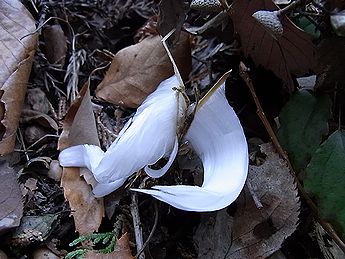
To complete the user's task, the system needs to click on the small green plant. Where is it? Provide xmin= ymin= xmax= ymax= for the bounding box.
xmin=65 ymin=231 xmax=117 ymax=259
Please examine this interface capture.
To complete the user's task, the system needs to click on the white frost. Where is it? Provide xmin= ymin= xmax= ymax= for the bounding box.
xmin=133 ymin=83 xmax=248 ymax=211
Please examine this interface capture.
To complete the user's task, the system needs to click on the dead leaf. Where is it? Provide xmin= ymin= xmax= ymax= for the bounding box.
xmin=24 ymin=178 xmax=38 ymax=191
xmin=61 ymin=168 xmax=104 ymax=235
xmin=230 ymin=0 xmax=315 ymax=91
xmin=194 ymin=209 xmax=233 ymax=259
xmin=32 ymin=247 xmax=59 ymax=259
xmin=315 ymin=37 xmax=345 ymax=91
xmin=0 ymin=160 xmax=23 ymax=233
xmin=0 ymin=0 xmax=38 ymax=155
xmin=47 ymin=160 xmax=63 ymax=182
xmin=84 ymin=233 xmax=134 ymax=259
xmin=134 ymin=15 xmax=159 ymax=42
xmin=193 ymin=143 xmax=299 ymax=258
xmin=96 ymin=33 xmax=191 ymax=108
xmin=229 ymin=143 xmax=300 ymax=258
xmin=21 ymin=109 xmax=58 ymax=131
xmin=43 ymin=24 xmax=67 ymax=66
xmin=0 ymin=250 xmax=8 ymax=259
xmin=314 ymin=222 xmax=345 ymax=259
xmin=58 ymin=84 xmax=104 ymax=235
xmin=157 ymin=0 xmax=189 ymax=40
xmin=12 ymin=214 xmax=59 ymax=246
xmin=25 ymin=88 xmax=51 ymax=114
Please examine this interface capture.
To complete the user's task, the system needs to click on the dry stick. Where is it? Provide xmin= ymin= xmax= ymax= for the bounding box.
xmin=26 ymin=134 xmax=60 ymax=150
xmin=130 ymin=192 xmax=145 ymax=259
xmin=135 ymin=201 xmax=159 ymax=258
xmin=238 ymin=61 xmax=345 ymax=253
xmin=17 ymin=128 xmax=29 ymax=161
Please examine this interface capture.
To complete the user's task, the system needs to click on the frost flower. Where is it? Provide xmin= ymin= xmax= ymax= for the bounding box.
xmin=59 ymin=76 xmax=187 ymax=197
xmin=59 ymin=74 xmax=248 ymax=211
xmin=133 ymin=81 xmax=248 ymax=212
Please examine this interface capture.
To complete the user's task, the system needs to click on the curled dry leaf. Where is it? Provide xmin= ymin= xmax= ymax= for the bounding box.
xmin=21 ymin=109 xmax=58 ymax=131
xmin=21 ymin=108 xmax=58 ymax=146
xmin=230 ymin=0 xmax=315 ymax=91
xmin=58 ymin=84 xmax=104 ymax=235
xmin=84 ymin=233 xmax=134 ymax=259
xmin=229 ymin=143 xmax=300 ymax=258
xmin=0 ymin=0 xmax=38 ymax=155
xmin=96 ymin=33 xmax=191 ymax=108
xmin=0 ymin=160 xmax=23 ymax=233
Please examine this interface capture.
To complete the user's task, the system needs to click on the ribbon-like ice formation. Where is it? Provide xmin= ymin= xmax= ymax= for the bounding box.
xmin=59 ymin=75 xmax=248 ymax=211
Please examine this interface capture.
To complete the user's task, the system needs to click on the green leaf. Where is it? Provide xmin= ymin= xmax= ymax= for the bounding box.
xmin=277 ymin=90 xmax=331 ymax=170
xmin=304 ymin=130 xmax=345 ymax=237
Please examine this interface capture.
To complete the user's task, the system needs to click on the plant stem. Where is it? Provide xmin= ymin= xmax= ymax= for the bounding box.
xmin=130 ymin=193 xmax=145 ymax=259
xmin=135 ymin=201 xmax=159 ymax=258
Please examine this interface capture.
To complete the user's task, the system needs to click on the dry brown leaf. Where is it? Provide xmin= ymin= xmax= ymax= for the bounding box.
xmin=315 ymin=37 xmax=345 ymax=91
xmin=0 ymin=160 xmax=23 ymax=233
xmin=229 ymin=143 xmax=300 ymax=258
xmin=58 ymin=84 xmax=104 ymax=235
xmin=21 ymin=109 xmax=58 ymax=131
xmin=314 ymin=222 xmax=345 ymax=259
xmin=96 ymin=33 xmax=191 ymax=108
xmin=0 ymin=0 xmax=38 ymax=155
xmin=230 ymin=0 xmax=315 ymax=91
xmin=43 ymin=24 xmax=67 ymax=66
xmin=157 ymin=0 xmax=189 ymax=40
xmin=0 ymin=250 xmax=8 ymax=259
xmin=25 ymin=88 xmax=51 ymax=114
xmin=194 ymin=209 xmax=233 ymax=258
xmin=84 ymin=233 xmax=134 ymax=259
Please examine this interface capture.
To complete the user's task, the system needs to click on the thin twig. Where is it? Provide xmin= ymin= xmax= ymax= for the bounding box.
xmin=238 ymin=61 xmax=345 ymax=253
xmin=130 ymin=192 xmax=145 ymax=259
xmin=238 ymin=62 xmax=290 ymax=164
xmin=17 ymin=128 xmax=29 ymax=161
xmin=161 ymin=29 xmax=185 ymax=90
xmin=26 ymin=134 xmax=60 ymax=150
xmin=21 ymin=16 xmax=72 ymax=40
xmin=135 ymin=201 xmax=159 ymax=258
